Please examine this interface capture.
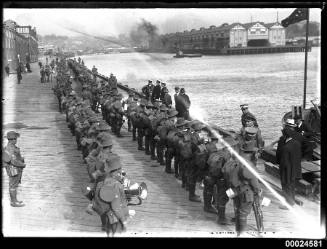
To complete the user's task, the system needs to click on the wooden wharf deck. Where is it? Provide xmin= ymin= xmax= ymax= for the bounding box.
xmin=2 ymin=59 xmax=322 ymax=238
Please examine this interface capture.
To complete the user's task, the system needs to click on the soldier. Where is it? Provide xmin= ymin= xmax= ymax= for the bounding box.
xmin=5 ymin=63 xmax=10 ymax=77
xmin=92 ymin=156 xmax=130 ymax=236
xmin=2 ymin=131 xmax=26 ymax=207
xmin=135 ymin=99 xmax=147 ymax=150
xmin=162 ymin=88 xmax=172 ymax=108
xmin=127 ymin=95 xmax=140 ymax=141
xmin=111 ymin=93 xmax=125 ymax=137
xmin=16 ymin=64 xmax=22 ymax=84
xmin=222 ymin=145 xmax=262 ymax=236
xmin=142 ymin=80 xmax=154 ymax=101
xmin=143 ymin=101 xmax=155 ymax=155
xmin=109 ymin=73 xmax=118 ymax=90
xmin=91 ymin=65 xmax=98 ymax=81
xmin=124 ymin=91 xmax=136 ymax=132
xmin=239 ymin=126 xmax=264 ymax=167
xmin=173 ymin=86 xmax=180 ymax=108
xmin=154 ymin=104 xmax=169 ymax=165
xmin=240 ymin=104 xmax=258 ymax=128
xmin=160 ymin=82 xmax=167 ymax=101
xmin=152 ymin=80 xmax=161 ymax=102
xmin=175 ymin=88 xmax=191 ymax=120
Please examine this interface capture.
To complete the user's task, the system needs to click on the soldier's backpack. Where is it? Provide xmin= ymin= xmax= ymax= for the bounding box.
xmin=207 ymin=151 xmax=225 ymax=177
xmin=194 ymin=143 xmax=208 ymax=170
xmin=179 ymin=133 xmax=193 ymax=159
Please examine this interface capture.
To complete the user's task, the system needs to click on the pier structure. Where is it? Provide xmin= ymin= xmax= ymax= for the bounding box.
xmin=2 ymin=58 xmax=320 ymax=237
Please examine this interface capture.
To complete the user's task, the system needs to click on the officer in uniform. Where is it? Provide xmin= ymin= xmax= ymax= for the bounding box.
xmin=2 ymin=131 xmax=26 ymax=207
xmin=142 ymin=80 xmax=154 ymax=101
xmin=162 ymin=87 xmax=172 ymax=108
xmin=152 ymin=80 xmax=161 ymax=102
xmin=127 ymin=95 xmax=140 ymax=141
xmin=240 ymin=104 xmax=258 ymax=128
xmin=154 ymin=104 xmax=169 ymax=165
xmin=222 ymin=145 xmax=262 ymax=236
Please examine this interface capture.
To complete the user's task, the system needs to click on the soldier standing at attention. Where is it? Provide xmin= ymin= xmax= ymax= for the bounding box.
xmin=16 ymin=64 xmax=22 ymax=84
xmin=160 ymin=82 xmax=167 ymax=101
xmin=240 ymin=104 xmax=258 ymax=128
xmin=173 ymin=86 xmax=180 ymax=107
xmin=152 ymin=80 xmax=161 ymax=102
xmin=5 ymin=63 xmax=10 ymax=77
xmin=2 ymin=131 xmax=26 ymax=207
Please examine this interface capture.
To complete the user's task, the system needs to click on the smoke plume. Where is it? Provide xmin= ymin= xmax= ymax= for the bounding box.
xmin=129 ymin=18 xmax=159 ymax=48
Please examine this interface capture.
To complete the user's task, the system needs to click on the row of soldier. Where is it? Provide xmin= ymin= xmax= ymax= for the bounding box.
xmin=55 ymin=58 xmax=266 ymax=236
xmin=53 ymin=56 xmax=133 ymax=236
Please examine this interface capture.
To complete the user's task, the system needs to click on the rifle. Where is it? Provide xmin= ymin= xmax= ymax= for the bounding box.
xmin=252 ymin=195 xmax=264 ymax=233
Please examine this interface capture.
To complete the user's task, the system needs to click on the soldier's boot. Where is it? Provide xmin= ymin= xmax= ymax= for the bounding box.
xmin=237 ymin=218 xmax=247 ymax=236
xmin=189 ymin=185 xmax=201 ymax=202
xmin=145 ymin=137 xmax=151 ymax=155
xmin=174 ymin=160 xmax=179 ymax=178
xmin=137 ymin=135 xmax=145 ymax=150
xmin=128 ymin=119 xmax=132 ymax=132
xmin=165 ymin=158 xmax=173 ymax=174
xmin=150 ymin=141 xmax=157 ymax=160
xmin=9 ymin=189 xmax=25 ymax=207
xmin=217 ymin=207 xmax=232 ymax=225
xmin=203 ymin=191 xmax=217 ymax=214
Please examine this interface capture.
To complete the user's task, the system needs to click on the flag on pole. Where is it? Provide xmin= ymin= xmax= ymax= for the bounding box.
xmin=281 ymin=8 xmax=308 ymax=27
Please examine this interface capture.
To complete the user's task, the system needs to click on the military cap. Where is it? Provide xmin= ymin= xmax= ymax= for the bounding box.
xmin=146 ymin=101 xmax=154 ymax=108
xmin=285 ymin=118 xmax=297 ymax=127
xmin=116 ymin=93 xmax=123 ymax=99
xmin=6 ymin=131 xmax=20 ymax=139
xmin=163 ymin=87 xmax=169 ymax=93
xmin=105 ymin=155 xmax=122 ymax=173
xmin=161 ymin=82 xmax=166 ymax=86
xmin=176 ymin=118 xmax=189 ymax=127
xmin=191 ymin=122 xmax=206 ymax=131
xmin=160 ymin=104 xmax=168 ymax=111
xmin=140 ymin=99 xmax=148 ymax=106
xmin=180 ymin=88 xmax=185 ymax=93
xmin=148 ymin=80 xmax=153 ymax=84
xmin=88 ymin=116 xmax=100 ymax=123
xmin=98 ymin=133 xmax=113 ymax=147
xmin=175 ymin=86 xmax=180 ymax=90
xmin=96 ymin=122 xmax=111 ymax=131
xmin=168 ymin=109 xmax=179 ymax=118
xmin=240 ymin=104 xmax=249 ymax=110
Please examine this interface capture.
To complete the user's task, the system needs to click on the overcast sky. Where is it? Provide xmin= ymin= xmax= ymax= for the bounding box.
xmin=3 ymin=8 xmax=322 ymax=37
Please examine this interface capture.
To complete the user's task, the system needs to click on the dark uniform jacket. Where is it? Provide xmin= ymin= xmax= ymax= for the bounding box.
xmin=152 ymin=85 xmax=161 ymax=101
xmin=175 ymin=94 xmax=190 ymax=115
xmin=279 ymin=138 xmax=302 ymax=185
xmin=163 ymin=93 xmax=172 ymax=107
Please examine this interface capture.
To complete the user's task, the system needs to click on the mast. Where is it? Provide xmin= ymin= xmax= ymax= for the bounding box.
xmin=303 ymin=8 xmax=310 ymax=109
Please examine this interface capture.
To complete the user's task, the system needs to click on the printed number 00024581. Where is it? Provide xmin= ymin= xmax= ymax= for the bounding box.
xmin=285 ymin=240 xmax=322 ymax=247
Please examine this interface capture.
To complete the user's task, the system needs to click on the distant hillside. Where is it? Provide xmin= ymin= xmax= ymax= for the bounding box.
xmin=285 ymin=21 xmax=320 ymax=38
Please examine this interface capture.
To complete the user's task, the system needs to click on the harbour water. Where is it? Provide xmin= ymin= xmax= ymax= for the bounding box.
xmin=80 ymin=47 xmax=320 ymax=144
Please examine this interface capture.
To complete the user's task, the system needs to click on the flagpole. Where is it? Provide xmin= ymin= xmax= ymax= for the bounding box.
xmin=303 ymin=8 xmax=310 ymax=109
